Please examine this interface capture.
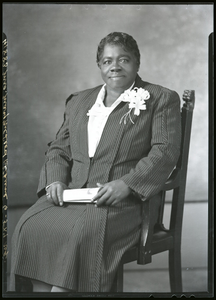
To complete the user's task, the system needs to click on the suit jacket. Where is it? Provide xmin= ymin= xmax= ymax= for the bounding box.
xmin=37 ymin=74 xmax=181 ymax=202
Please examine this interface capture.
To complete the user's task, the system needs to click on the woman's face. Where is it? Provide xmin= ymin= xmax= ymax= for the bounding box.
xmin=99 ymin=44 xmax=139 ymax=92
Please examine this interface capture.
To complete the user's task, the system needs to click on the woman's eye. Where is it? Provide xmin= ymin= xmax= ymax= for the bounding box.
xmin=119 ymin=58 xmax=129 ymax=63
xmin=103 ymin=60 xmax=111 ymax=65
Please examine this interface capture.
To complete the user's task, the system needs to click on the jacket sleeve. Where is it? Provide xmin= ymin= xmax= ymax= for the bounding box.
xmin=121 ymin=89 xmax=182 ymax=201
xmin=37 ymin=95 xmax=73 ymax=197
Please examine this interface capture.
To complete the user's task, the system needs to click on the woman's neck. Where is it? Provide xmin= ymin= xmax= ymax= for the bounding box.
xmin=103 ymin=87 xmax=124 ymax=107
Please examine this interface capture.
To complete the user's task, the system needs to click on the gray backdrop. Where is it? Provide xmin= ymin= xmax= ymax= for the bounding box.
xmin=3 ymin=4 xmax=213 ymax=206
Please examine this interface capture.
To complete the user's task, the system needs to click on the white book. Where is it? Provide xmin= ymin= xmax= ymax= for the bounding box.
xmin=63 ymin=188 xmax=100 ymax=203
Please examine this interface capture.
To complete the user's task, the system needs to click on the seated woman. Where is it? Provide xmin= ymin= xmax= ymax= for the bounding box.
xmin=10 ymin=32 xmax=181 ymax=293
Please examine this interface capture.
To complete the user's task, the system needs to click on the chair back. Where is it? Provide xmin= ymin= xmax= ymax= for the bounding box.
xmin=157 ymin=90 xmax=195 ymax=236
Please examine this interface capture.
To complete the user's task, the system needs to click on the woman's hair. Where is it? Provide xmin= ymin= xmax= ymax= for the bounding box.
xmin=96 ymin=32 xmax=140 ymax=68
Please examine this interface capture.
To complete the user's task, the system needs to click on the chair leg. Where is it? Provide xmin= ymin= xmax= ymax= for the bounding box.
xmin=169 ymin=248 xmax=182 ymax=293
xmin=110 ymin=261 xmax=124 ymax=292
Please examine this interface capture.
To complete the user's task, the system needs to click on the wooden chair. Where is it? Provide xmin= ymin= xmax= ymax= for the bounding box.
xmin=111 ymin=90 xmax=195 ymax=293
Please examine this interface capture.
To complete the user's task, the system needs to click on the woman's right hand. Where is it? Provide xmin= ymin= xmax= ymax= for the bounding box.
xmin=46 ymin=182 xmax=67 ymax=206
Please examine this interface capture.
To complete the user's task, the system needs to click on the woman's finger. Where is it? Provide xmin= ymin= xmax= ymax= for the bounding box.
xmin=46 ymin=187 xmax=55 ymax=204
xmin=105 ymin=196 xmax=115 ymax=206
xmin=95 ymin=190 xmax=112 ymax=207
xmin=109 ymin=200 xmax=120 ymax=207
xmin=91 ymin=185 xmax=107 ymax=202
xmin=50 ymin=187 xmax=59 ymax=206
xmin=46 ymin=191 xmax=52 ymax=202
xmin=97 ymin=182 xmax=104 ymax=188
xmin=57 ymin=185 xmax=64 ymax=206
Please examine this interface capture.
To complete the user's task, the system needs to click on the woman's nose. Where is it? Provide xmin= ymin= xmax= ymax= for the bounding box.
xmin=111 ymin=61 xmax=121 ymax=72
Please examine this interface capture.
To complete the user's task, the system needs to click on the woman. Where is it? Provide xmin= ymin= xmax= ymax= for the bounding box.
xmin=10 ymin=32 xmax=181 ymax=293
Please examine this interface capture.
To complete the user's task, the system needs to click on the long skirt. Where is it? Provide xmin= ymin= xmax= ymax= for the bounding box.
xmin=10 ymin=195 xmax=142 ymax=292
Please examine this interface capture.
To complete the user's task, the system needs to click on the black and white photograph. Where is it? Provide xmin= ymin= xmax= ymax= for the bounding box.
xmin=2 ymin=3 xmax=213 ymax=297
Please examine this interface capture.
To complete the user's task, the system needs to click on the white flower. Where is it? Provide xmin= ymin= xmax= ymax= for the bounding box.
xmin=120 ymin=87 xmax=150 ymax=124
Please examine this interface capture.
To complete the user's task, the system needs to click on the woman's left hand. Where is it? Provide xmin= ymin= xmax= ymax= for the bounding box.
xmin=91 ymin=180 xmax=132 ymax=207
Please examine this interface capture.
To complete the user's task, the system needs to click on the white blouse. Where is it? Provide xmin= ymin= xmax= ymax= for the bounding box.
xmin=87 ymin=83 xmax=134 ymax=158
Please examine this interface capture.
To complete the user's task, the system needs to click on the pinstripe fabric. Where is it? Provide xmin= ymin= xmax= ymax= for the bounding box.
xmin=10 ymin=75 xmax=181 ymax=292
xmin=78 ymin=205 xmax=108 ymax=291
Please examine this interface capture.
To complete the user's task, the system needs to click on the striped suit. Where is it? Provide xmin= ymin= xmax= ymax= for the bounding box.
xmin=10 ymin=75 xmax=181 ymax=292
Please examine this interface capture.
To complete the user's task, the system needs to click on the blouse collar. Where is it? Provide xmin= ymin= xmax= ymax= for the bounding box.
xmin=96 ymin=82 xmax=135 ymax=108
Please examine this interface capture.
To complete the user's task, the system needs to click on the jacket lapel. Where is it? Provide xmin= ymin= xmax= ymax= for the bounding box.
xmin=73 ymin=86 xmax=102 ymax=161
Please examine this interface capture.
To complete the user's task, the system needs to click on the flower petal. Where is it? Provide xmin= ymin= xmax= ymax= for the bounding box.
xmin=134 ymin=108 xmax=140 ymax=116
xmin=139 ymin=104 xmax=147 ymax=110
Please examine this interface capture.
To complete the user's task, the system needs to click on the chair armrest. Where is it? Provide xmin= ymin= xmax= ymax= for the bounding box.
xmin=163 ymin=168 xmax=181 ymax=191
xmin=138 ymin=193 xmax=161 ymax=264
